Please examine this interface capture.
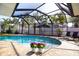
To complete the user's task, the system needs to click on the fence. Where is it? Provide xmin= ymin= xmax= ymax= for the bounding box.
xmin=0 ymin=23 xmax=79 ymax=36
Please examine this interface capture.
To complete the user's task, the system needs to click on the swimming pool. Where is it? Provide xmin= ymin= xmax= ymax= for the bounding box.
xmin=0 ymin=35 xmax=61 ymax=47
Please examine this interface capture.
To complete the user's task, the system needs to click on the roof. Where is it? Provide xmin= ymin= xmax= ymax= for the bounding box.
xmin=11 ymin=3 xmax=73 ymax=17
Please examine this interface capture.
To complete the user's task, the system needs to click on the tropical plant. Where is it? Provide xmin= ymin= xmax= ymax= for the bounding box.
xmin=69 ymin=17 xmax=79 ymax=27
xmin=6 ymin=27 xmax=12 ymax=34
xmin=30 ymin=42 xmax=38 ymax=52
xmin=50 ymin=13 xmax=66 ymax=36
xmin=1 ymin=18 xmax=11 ymax=33
xmin=50 ymin=15 xmax=58 ymax=24
xmin=50 ymin=13 xmax=66 ymax=25
xmin=24 ymin=16 xmax=37 ymax=25
xmin=30 ymin=42 xmax=45 ymax=53
xmin=37 ymin=43 xmax=45 ymax=49
xmin=56 ymin=28 xmax=63 ymax=36
xmin=1 ymin=17 xmax=20 ymax=34
xmin=30 ymin=42 xmax=37 ymax=48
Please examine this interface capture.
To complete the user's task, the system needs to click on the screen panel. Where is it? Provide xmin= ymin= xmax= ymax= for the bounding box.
xmin=17 ymin=3 xmax=43 ymax=9
xmin=13 ymin=11 xmax=32 ymax=16
xmin=38 ymin=3 xmax=59 ymax=13
xmin=48 ymin=10 xmax=61 ymax=15
xmin=30 ymin=11 xmax=43 ymax=16
xmin=58 ymin=3 xmax=71 ymax=15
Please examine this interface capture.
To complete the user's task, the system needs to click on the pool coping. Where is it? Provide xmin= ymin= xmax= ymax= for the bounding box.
xmin=0 ymin=35 xmax=79 ymax=56
xmin=1 ymin=40 xmax=79 ymax=56
xmin=0 ymin=34 xmax=57 ymax=36
xmin=0 ymin=34 xmax=79 ymax=50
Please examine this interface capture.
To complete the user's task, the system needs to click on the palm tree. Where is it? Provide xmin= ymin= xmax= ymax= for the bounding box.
xmin=50 ymin=13 xmax=66 ymax=25
xmin=1 ymin=17 xmax=19 ymax=33
xmin=1 ymin=18 xmax=10 ymax=33
xmin=50 ymin=13 xmax=66 ymax=36
xmin=24 ymin=16 xmax=35 ymax=25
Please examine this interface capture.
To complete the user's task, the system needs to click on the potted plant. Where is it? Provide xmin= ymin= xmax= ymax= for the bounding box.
xmin=37 ymin=43 xmax=45 ymax=54
xmin=56 ymin=28 xmax=63 ymax=37
xmin=30 ymin=42 xmax=37 ymax=53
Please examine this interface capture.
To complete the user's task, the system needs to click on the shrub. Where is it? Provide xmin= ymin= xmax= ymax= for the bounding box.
xmin=56 ymin=28 xmax=62 ymax=36
xmin=14 ymin=30 xmax=19 ymax=34
xmin=30 ymin=42 xmax=37 ymax=48
xmin=37 ymin=43 xmax=45 ymax=49
xmin=6 ymin=29 xmax=12 ymax=34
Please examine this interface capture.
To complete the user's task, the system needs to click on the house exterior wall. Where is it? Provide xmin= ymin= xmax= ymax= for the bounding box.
xmin=0 ymin=3 xmax=16 ymax=16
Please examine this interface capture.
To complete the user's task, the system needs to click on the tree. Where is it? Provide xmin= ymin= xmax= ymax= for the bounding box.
xmin=1 ymin=18 xmax=10 ymax=33
xmin=69 ymin=17 xmax=79 ymax=28
xmin=50 ymin=13 xmax=66 ymax=25
xmin=1 ymin=17 xmax=19 ymax=33
xmin=50 ymin=13 xmax=66 ymax=36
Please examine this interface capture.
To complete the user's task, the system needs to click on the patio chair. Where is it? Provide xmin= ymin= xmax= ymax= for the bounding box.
xmin=77 ymin=32 xmax=79 ymax=41
xmin=63 ymin=31 xmax=73 ymax=41
xmin=59 ymin=31 xmax=79 ymax=41
xmin=72 ymin=32 xmax=78 ymax=41
xmin=59 ymin=31 xmax=73 ymax=41
xmin=66 ymin=31 xmax=71 ymax=37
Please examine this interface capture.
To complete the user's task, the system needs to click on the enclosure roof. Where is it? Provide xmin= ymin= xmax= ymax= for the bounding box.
xmin=12 ymin=3 xmax=73 ymax=17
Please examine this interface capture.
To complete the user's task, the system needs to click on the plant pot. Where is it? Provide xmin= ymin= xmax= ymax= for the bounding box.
xmin=31 ymin=48 xmax=36 ymax=52
xmin=38 ymin=48 xmax=43 ymax=53
xmin=36 ymin=48 xmax=43 ymax=56
xmin=30 ymin=42 xmax=37 ymax=52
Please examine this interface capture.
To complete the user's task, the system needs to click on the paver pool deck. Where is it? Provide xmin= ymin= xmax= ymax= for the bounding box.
xmin=0 ymin=36 xmax=79 ymax=56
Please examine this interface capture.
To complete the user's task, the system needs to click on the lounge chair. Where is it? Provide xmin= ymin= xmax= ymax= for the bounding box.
xmin=59 ymin=31 xmax=79 ymax=41
xmin=65 ymin=32 xmax=79 ymax=41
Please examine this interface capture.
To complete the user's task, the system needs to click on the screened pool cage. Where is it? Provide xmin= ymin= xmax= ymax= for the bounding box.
xmin=0 ymin=3 xmax=74 ymax=36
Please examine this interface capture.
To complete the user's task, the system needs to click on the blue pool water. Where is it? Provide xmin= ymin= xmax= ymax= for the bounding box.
xmin=0 ymin=35 xmax=61 ymax=47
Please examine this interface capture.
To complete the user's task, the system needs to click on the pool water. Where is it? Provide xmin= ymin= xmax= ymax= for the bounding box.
xmin=0 ymin=35 xmax=61 ymax=47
